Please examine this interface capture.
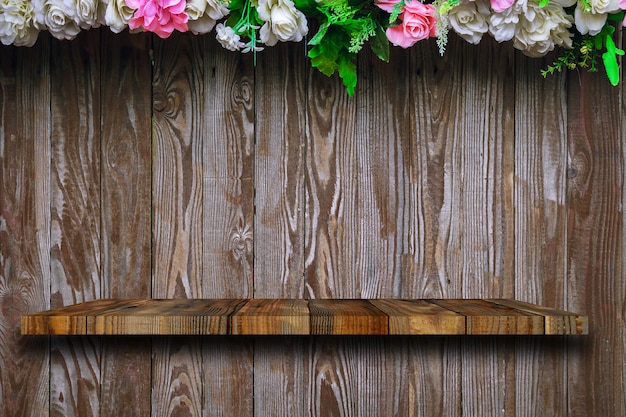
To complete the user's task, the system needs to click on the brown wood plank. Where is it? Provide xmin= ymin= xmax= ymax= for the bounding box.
xmin=514 ymin=49 xmax=570 ymax=417
xmin=231 ymin=299 xmax=309 ymax=335
xmin=309 ymin=299 xmax=388 ymax=335
xmin=48 ymin=31 xmax=103 ymax=417
xmin=151 ymin=32 xmax=208 ymax=417
xmin=370 ymin=299 xmax=465 ymax=335
xmin=21 ymin=298 xmax=127 ymax=335
xmin=201 ymin=36 xmax=255 ymax=417
xmin=566 ymin=68 xmax=624 ymax=417
xmin=491 ymin=299 xmax=587 ymax=335
xmin=430 ymin=299 xmax=544 ymax=335
xmin=253 ymin=40 xmax=308 ymax=416
xmin=21 ymin=298 xmax=588 ymax=335
xmin=0 ymin=36 xmax=51 ymax=417
xmin=92 ymin=299 xmax=246 ymax=335
xmin=408 ymin=38 xmax=466 ymax=417
xmin=99 ymin=29 xmax=152 ymax=417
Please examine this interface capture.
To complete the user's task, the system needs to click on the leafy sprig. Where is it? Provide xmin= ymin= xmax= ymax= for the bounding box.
xmin=542 ymin=14 xmax=624 ymax=86
xmin=297 ymin=0 xmax=390 ymax=96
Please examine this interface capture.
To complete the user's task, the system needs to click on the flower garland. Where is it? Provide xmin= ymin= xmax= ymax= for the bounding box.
xmin=1 ymin=0 xmax=624 ymax=94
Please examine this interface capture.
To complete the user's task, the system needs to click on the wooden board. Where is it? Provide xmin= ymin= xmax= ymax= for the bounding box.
xmin=21 ymin=299 xmax=588 ymax=336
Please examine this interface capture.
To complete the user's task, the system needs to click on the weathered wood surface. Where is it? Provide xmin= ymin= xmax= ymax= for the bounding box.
xmin=21 ymin=298 xmax=588 ymax=335
xmin=1 ymin=28 xmax=624 ymax=417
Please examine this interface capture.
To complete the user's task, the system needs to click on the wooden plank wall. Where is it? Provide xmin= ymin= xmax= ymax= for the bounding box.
xmin=0 ymin=29 xmax=624 ymax=417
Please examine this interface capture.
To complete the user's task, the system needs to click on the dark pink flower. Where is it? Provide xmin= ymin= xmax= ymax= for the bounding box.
xmin=386 ymin=0 xmax=437 ymax=48
xmin=126 ymin=0 xmax=189 ymax=38
xmin=375 ymin=0 xmax=401 ymax=13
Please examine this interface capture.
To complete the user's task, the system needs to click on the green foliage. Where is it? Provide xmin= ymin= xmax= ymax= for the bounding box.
xmin=303 ymin=0 xmax=390 ymax=96
xmin=542 ymin=17 xmax=624 ymax=86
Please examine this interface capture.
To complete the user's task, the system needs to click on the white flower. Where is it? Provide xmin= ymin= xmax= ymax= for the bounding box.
xmin=488 ymin=0 xmax=527 ymax=42
xmin=74 ymin=0 xmax=99 ymax=29
xmin=257 ymin=0 xmax=307 ymax=46
xmin=574 ymin=0 xmax=620 ymax=35
xmin=216 ymin=23 xmax=245 ymax=51
xmin=0 ymin=0 xmax=40 ymax=46
xmin=187 ymin=0 xmax=230 ymax=35
xmin=32 ymin=0 xmax=81 ymax=40
xmin=98 ymin=0 xmax=134 ymax=33
xmin=514 ymin=0 xmax=574 ymax=57
xmin=447 ymin=0 xmax=491 ymax=45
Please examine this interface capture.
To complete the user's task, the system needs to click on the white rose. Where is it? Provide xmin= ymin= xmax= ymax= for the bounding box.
xmin=488 ymin=0 xmax=527 ymax=42
xmin=0 ymin=0 xmax=40 ymax=46
xmin=514 ymin=1 xmax=574 ymax=57
xmin=74 ymin=0 xmax=99 ymax=29
xmin=574 ymin=0 xmax=620 ymax=35
xmin=100 ymin=0 xmax=134 ymax=33
xmin=216 ymin=23 xmax=245 ymax=51
xmin=257 ymin=0 xmax=307 ymax=45
xmin=187 ymin=0 xmax=229 ymax=34
xmin=448 ymin=0 xmax=491 ymax=45
xmin=33 ymin=0 xmax=81 ymax=40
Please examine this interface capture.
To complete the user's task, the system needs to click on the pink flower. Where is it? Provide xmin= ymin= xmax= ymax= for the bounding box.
xmin=491 ymin=0 xmax=516 ymax=13
xmin=375 ymin=0 xmax=401 ymax=13
xmin=126 ymin=0 xmax=189 ymax=38
xmin=385 ymin=0 xmax=437 ymax=48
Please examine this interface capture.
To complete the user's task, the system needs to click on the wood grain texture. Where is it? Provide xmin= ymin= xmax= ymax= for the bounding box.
xmin=0 ymin=36 xmax=51 ymax=417
xmin=22 ymin=298 xmax=586 ymax=335
xmin=566 ymin=67 xmax=624 ymax=417
xmin=231 ymin=298 xmax=309 ymax=335
xmin=455 ymin=36 xmax=516 ymax=416
xmin=370 ymin=299 xmax=465 ymax=334
xmin=49 ymin=31 xmax=102 ymax=417
xmin=253 ymin=42 xmax=308 ymax=416
xmin=152 ymin=32 xmax=205 ymax=417
xmin=408 ymin=38 xmax=464 ymax=417
xmin=514 ymin=50 xmax=570 ymax=417
xmin=99 ymin=29 xmax=152 ymax=417
xmin=201 ymin=37 xmax=255 ymax=417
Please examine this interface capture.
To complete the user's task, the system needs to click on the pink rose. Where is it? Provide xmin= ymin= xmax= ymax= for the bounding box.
xmin=491 ymin=0 xmax=516 ymax=12
xmin=386 ymin=0 xmax=437 ymax=48
xmin=126 ymin=0 xmax=189 ymax=38
xmin=375 ymin=0 xmax=401 ymax=13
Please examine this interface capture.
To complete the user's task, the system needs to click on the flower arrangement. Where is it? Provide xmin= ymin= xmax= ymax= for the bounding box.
xmin=1 ymin=0 xmax=624 ymax=94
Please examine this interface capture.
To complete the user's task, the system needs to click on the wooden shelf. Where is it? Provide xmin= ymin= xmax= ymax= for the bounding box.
xmin=21 ymin=299 xmax=588 ymax=336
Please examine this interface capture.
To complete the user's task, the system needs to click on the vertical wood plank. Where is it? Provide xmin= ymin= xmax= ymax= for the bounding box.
xmin=0 ymin=37 xmax=51 ymax=417
xmin=202 ymin=37 xmax=255 ymax=417
xmin=414 ymin=35 xmax=515 ymax=416
xmin=304 ymin=56 xmax=357 ymax=300
xmin=99 ymin=29 xmax=152 ymax=417
xmin=304 ymin=43 xmax=360 ymax=417
xmin=408 ymin=36 xmax=471 ymax=417
xmin=459 ymin=37 xmax=516 ymax=417
xmin=253 ymin=42 xmax=308 ymax=416
xmin=152 ymin=32 xmax=204 ymax=417
xmin=566 ymin=68 xmax=624 ymax=417
xmin=48 ymin=30 xmax=102 ymax=417
xmin=514 ymin=51 xmax=569 ymax=416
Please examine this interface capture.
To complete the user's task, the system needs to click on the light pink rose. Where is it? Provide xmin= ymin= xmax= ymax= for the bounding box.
xmin=491 ymin=0 xmax=516 ymax=12
xmin=386 ymin=0 xmax=437 ymax=48
xmin=126 ymin=0 xmax=188 ymax=38
xmin=375 ymin=0 xmax=401 ymax=13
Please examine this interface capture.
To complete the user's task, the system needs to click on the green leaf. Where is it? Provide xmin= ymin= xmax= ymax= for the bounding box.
xmin=538 ymin=0 xmax=549 ymax=6
xmin=370 ymin=23 xmax=389 ymax=62
xmin=309 ymin=22 xmax=330 ymax=46
xmin=602 ymin=34 xmax=624 ymax=86
xmin=337 ymin=53 xmax=357 ymax=96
